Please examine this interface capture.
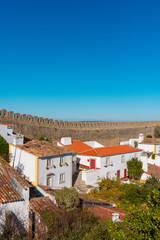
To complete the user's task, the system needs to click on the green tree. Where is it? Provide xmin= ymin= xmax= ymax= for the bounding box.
xmin=146 ymin=135 xmax=152 ymax=138
xmin=127 ymin=158 xmax=143 ymax=179
xmin=38 ymin=135 xmax=50 ymax=142
xmin=55 ymin=187 xmax=79 ymax=210
xmin=154 ymin=125 xmax=160 ymax=138
xmin=134 ymin=141 xmax=138 ymax=148
xmin=0 ymin=135 xmax=9 ymax=162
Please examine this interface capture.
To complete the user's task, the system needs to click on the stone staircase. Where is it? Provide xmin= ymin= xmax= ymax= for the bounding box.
xmin=73 ymin=170 xmax=89 ymax=193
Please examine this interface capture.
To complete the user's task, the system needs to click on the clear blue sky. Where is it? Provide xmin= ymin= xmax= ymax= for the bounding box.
xmin=1 ymin=0 xmax=160 ymax=121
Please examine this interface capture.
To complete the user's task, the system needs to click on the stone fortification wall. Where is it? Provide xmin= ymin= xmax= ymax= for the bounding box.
xmin=0 ymin=109 xmax=159 ymax=146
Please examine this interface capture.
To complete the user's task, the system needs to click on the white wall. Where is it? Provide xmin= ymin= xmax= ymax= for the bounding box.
xmin=83 ymin=141 xmax=104 ymax=148
xmin=39 ymin=154 xmax=73 ymax=188
xmin=0 ymin=124 xmax=13 ymax=144
xmin=140 ymin=155 xmax=148 ymax=172
xmin=82 ymin=151 xmax=142 ymax=186
xmin=10 ymin=145 xmax=36 ymax=183
xmin=0 ymin=199 xmax=29 ymax=231
xmin=155 ymin=155 xmax=160 ymax=166
xmin=138 ymin=143 xmax=160 ymax=153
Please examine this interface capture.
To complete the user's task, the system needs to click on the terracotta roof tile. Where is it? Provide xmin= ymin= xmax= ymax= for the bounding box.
xmin=30 ymin=197 xmax=57 ymax=219
xmin=12 ymin=140 xmax=76 ymax=157
xmin=0 ymin=122 xmax=12 ymax=126
xmin=88 ymin=206 xmax=126 ymax=221
xmin=0 ymin=157 xmax=32 ymax=189
xmin=140 ymin=138 xmax=160 ymax=145
xmin=148 ymin=163 xmax=160 ymax=179
xmin=0 ymin=168 xmax=22 ymax=203
xmin=65 ymin=141 xmax=142 ymax=157
xmin=38 ymin=185 xmax=59 ymax=196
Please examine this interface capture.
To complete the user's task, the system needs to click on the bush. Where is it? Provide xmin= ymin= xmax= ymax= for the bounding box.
xmin=40 ymin=208 xmax=98 ymax=240
xmin=0 ymin=135 xmax=9 ymax=162
xmin=38 ymin=135 xmax=50 ymax=142
xmin=152 ymin=153 xmax=155 ymax=160
xmin=55 ymin=187 xmax=79 ymax=210
xmin=127 ymin=158 xmax=143 ymax=179
xmin=146 ymin=135 xmax=152 ymax=138
xmin=134 ymin=141 xmax=138 ymax=148
xmin=154 ymin=126 xmax=160 ymax=138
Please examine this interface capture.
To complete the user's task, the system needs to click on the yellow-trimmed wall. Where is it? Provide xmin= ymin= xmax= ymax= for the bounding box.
xmin=33 ymin=156 xmax=39 ymax=186
xmin=70 ymin=155 xmax=73 ymax=187
xmin=154 ymin=145 xmax=156 ymax=154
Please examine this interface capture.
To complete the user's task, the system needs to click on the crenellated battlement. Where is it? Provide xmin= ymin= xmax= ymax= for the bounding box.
xmin=0 ymin=109 xmax=160 ymax=129
xmin=0 ymin=109 xmax=159 ymax=146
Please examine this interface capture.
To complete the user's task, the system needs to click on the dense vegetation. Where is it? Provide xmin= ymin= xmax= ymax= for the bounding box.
xmin=127 ymin=157 xmax=143 ymax=179
xmin=0 ymin=135 xmax=9 ymax=162
xmin=38 ymin=135 xmax=51 ymax=142
xmin=154 ymin=125 xmax=160 ymax=138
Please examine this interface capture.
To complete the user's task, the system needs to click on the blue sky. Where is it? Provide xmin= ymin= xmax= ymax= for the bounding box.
xmin=0 ymin=0 xmax=160 ymax=121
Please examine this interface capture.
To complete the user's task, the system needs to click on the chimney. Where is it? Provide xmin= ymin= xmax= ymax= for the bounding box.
xmin=139 ymin=134 xmax=144 ymax=143
xmin=61 ymin=137 xmax=72 ymax=145
xmin=112 ymin=213 xmax=119 ymax=222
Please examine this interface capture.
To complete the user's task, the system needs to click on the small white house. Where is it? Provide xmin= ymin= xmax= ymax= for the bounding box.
xmin=0 ymin=157 xmax=32 ymax=232
xmin=120 ymin=133 xmax=144 ymax=147
xmin=138 ymin=137 xmax=160 ymax=155
xmin=58 ymin=137 xmax=142 ymax=186
xmin=0 ymin=122 xmax=24 ymax=145
xmin=10 ymin=140 xmax=76 ymax=188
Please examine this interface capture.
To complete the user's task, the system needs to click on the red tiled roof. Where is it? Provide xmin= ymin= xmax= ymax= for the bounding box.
xmin=88 ymin=206 xmax=126 ymax=221
xmin=30 ymin=197 xmax=57 ymax=219
xmin=12 ymin=140 xmax=76 ymax=158
xmin=0 ymin=169 xmax=22 ymax=203
xmin=139 ymin=138 xmax=160 ymax=145
xmin=0 ymin=157 xmax=32 ymax=189
xmin=38 ymin=185 xmax=59 ymax=196
xmin=65 ymin=140 xmax=92 ymax=153
xmin=65 ymin=141 xmax=142 ymax=157
xmin=0 ymin=122 xmax=12 ymax=126
xmin=148 ymin=163 xmax=160 ymax=179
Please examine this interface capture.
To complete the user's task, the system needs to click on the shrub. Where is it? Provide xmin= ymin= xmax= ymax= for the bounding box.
xmin=0 ymin=135 xmax=9 ymax=162
xmin=154 ymin=125 xmax=160 ymax=138
xmin=127 ymin=158 xmax=143 ymax=179
xmin=146 ymin=135 xmax=152 ymax=138
xmin=38 ymin=135 xmax=50 ymax=142
xmin=134 ymin=141 xmax=138 ymax=148
xmin=55 ymin=187 xmax=79 ymax=210
xmin=152 ymin=154 xmax=155 ymax=160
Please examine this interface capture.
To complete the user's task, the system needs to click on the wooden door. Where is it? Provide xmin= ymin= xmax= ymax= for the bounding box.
xmin=117 ymin=170 xmax=120 ymax=179
xmin=90 ymin=159 xmax=96 ymax=169
xmin=124 ymin=169 xmax=127 ymax=178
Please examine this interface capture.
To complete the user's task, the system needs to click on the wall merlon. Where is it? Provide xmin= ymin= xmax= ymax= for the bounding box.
xmin=8 ymin=111 xmax=14 ymax=119
xmin=33 ymin=116 xmax=38 ymax=123
xmin=38 ymin=117 xmax=44 ymax=124
xmin=0 ymin=109 xmax=7 ymax=118
xmin=44 ymin=118 xmax=49 ymax=125
xmin=14 ymin=113 xmax=20 ymax=120
xmin=21 ymin=114 xmax=27 ymax=121
xmin=48 ymin=119 xmax=53 ymax=125
xmin=27 ymin=115 xmax=33 ymax=122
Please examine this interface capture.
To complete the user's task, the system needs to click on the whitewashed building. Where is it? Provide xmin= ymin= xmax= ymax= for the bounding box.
xmin=58 ymin=138 xmax=142 ymax=186
xmin=0 ymin=157 xmax=32 ymax=233
xmin=10 ymin=140 xmax=76 ymax=188
xmin=0 ymin=122 xmax=24 ymax=145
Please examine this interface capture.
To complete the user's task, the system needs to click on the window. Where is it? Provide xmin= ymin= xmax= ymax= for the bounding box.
xmin=121 ymin=155 xmax=125 ymax=163
xmin=105 ymin=157 xmax=111 ymax=167
xmin=46 ymin=177 xmax=52 ymax=186
xmin=47 ymin=159 xmax=52 ymax=167
xmin=60 ymin=156 xmax=65 ymax=165
xmin=134 ymin=153 xmax=137 ymax=158
xmin=59 ymin=173 xmax=65 ymax=183
xmin=107 ymin=171 xmax=111 ymax=179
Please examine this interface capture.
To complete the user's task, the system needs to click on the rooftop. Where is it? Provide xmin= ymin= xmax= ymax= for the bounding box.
xmin=38 ymin=185 xmax=59 ymax=196
xmin=0 ymin=122 xmax=12 ymax=126
xmin=0 ymin=165 xmax=22 ymax=203
xmin=88 ymin=206 xmax=126 ymax=221
xmin=12 ymin=140 xmax=76 ymax=157
xmin=65 ymin=141 xmax=142 ymax=157
xmin=148 ymin=163 xmax=160 ymax=179
xmin=139 ymin=138 xmax=160 ymax=145
xmin=30 ymin=197 xmax=57 ymax=219
xmin=0 ymin=157 xmax=32 ymax=189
